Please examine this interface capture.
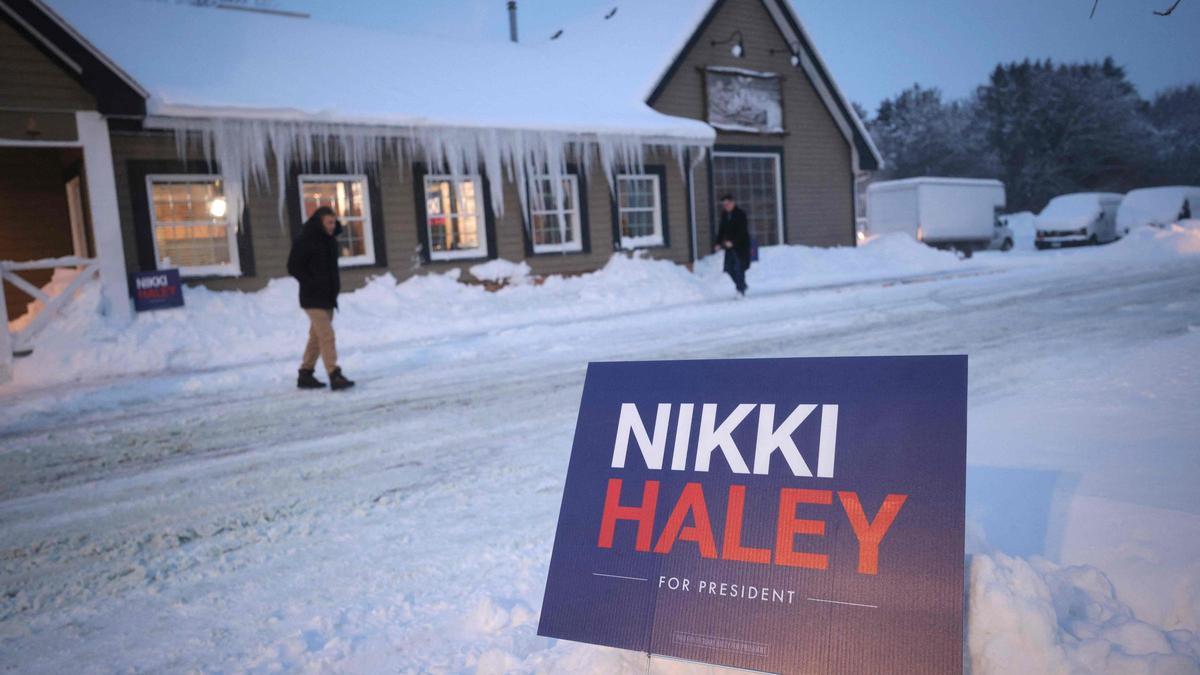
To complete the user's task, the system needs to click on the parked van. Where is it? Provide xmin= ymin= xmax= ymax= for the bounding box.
xmin=866 ymin=178 xmax=1006 ymax=256
xmin=1116 ymin=186 xmax=1200 ymax=237
xmin=1034 ymin=192 xmax=1123 ymax=249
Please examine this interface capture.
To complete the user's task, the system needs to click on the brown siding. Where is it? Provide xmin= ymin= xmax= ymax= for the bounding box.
xmin=107 ymin=132 xmax=698 ymax=292
xmin=0 ymin=148 xmax=78 ymax=319
xmin=0 ymin=17 xmax=95 ymax=113
xmin=651 ymin=0 xmax=855 ymax=248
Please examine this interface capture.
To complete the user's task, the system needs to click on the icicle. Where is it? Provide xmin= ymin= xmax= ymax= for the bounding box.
xmin=149 ymin=116 xmax=709 ymax=235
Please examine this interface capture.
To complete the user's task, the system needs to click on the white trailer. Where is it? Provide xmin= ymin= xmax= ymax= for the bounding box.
xmin=866 ymin=177 xmax=1006 ymax=255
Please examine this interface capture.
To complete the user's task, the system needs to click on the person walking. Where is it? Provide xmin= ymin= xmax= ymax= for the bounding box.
xmin=287 ymin=206 xmax=355 ymax=391
xmin=714 ymin=194 xmax=752 ymax=296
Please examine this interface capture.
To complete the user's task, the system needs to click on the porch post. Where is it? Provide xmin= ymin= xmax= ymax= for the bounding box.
xmin=0 ymin=275 xmax=11 ymax=383
xmin=75 ymin=111 xmax=131 ymax=323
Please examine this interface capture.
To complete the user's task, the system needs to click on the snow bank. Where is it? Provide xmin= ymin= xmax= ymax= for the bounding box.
xmin=1104 ymin=223 xmax=1200 ymax=258
xmin=5 ymin=267 xmax=80 ymax=333
xmin=1003 ymin=211 xmax=1037 ymax=250
xmin=421 ymin=551 xmax=1200 ymax=674
xmin=3 ymin=236 xmax=969 ymax=391
xmin=468 ymin=259 xmax=532 ymax=284
xmin=969 ymin=553 xmax=1200 ymax=674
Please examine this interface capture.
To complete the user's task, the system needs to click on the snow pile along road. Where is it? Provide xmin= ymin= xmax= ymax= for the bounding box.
xmin=4 ymin=233 xmax=975 ymax=392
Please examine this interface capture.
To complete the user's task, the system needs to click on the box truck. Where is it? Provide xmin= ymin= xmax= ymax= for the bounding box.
xmin=866 ymin=178 xmax=1006 ymax=256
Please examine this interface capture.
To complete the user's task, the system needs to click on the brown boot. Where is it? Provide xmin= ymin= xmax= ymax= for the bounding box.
xmin=329 ymin=367 xmax=355 ymax=391
xmin=297 ymin=368 xmax=326 ymax=389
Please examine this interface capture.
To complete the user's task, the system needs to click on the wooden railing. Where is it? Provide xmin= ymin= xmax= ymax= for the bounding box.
xmin=1 ymin=256 xmax=101 ymax=383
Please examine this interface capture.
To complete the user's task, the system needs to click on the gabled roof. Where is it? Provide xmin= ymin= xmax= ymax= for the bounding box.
xmin=544 ymin=0 xmax=882 ymax=171
xmin=0 ymin=0 xmax=146 ymax=115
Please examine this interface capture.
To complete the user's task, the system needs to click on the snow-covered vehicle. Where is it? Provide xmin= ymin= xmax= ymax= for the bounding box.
xmin=866 ymin=177 xmax=1006 ymax=257
xmin=1034 ymin=192 xmax=1123 ymax=249
xmin=1115 ymin=186 xmax=1200 ymax=237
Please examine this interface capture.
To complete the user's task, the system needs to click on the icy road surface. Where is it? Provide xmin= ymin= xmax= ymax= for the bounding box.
xmin=2 ymin=243 xmax=1199 ymax=673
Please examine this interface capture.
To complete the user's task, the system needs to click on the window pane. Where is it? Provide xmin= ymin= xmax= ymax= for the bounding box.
xmin=339 ymin=220 xmax=367 ymax=258
xmin=621 ymin=210 xmax=656 ymax=239
xmin=425 ymin=177 xmax=483 ymax=253
xmin=458 ymin=180 xmax=478 ymax=216
xmin=152 ymin=180 xmax=224 ymax=224
xmin=302 ymin=178 xmax=367 ymax=220
xmin=533 ymin=214 xmax=562 ymax=245
xmin=456 ymin=215 xmax=480 ymax=250
xmin=155 ymin=224 xmax=231 ymax=268
xmin=619 ymin=177 xmax=655 ymax=209
xmin=532 ymin=177 xmax=576 ymax=213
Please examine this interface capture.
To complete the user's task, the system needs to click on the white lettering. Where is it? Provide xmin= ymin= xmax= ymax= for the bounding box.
xmin=611 ymin=403 xmax=671 ymax=469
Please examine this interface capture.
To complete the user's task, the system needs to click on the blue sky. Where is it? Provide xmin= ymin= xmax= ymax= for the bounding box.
xmin=282 ymin=0 xmax=1199 ymax=113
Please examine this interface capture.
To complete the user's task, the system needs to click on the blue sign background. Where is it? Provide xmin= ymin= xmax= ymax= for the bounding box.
xmin=132 ymin=269 xmax=184 ymax=312
xmin=538 ymin=356 xmax=966 ymax=674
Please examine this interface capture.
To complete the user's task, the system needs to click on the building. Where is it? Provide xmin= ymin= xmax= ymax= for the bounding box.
xmin=0 ymin=0 xmax=880 ymax=327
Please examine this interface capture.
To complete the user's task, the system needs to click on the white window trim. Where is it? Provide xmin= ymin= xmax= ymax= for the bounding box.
xmin=530 ymin=174 xmax=583 ymax=254
xmin=145 ymin=173 xmax=240 ymax=277
xmin=422 ymin=174 xmax=490 ymax=261
xmin=616 ymin=173 xmax=664 ymax=249
xmin=711 ymin=151 xmax=785 ymax=246
xmin=297 ymin=173 xmax=376 ymax=267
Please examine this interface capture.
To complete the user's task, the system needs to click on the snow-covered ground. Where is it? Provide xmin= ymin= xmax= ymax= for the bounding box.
xmin=2 ymin=228 xmax=1199 ymax=673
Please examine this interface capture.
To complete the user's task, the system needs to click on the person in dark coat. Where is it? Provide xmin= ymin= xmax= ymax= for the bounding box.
xmin=287 ymin=206 xmax=355 ymax=390
xmin=714 ymin=194 xmax=752 ymax=295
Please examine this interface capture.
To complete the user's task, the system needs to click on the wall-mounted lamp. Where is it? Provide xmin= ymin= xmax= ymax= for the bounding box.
xmin=710 ymin=30 xmax=745 ymax=58
xmin=769 ymin=41 xmax=802 ymax=67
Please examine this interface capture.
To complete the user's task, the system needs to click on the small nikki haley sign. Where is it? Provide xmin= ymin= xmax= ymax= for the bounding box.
xmin=538 ymin=356 xmax=966 ymax=674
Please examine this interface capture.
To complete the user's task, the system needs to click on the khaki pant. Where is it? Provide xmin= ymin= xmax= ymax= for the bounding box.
xmin=300 ymin=308 xmax=338 ymax=373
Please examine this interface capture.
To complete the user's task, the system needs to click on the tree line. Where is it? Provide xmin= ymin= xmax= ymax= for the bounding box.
xmin=860 ymin=58 xmax=1200 ymax=213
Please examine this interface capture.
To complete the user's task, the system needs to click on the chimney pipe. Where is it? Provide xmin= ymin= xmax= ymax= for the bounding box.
xmin=507 ymin=1 xmax=518 ymax=43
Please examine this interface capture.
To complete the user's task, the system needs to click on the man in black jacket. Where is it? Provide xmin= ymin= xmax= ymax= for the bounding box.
xmin=287 ymin=206 xmax=355 ymax=390
xmin=714 ymin=194 xmax=752 ymax=296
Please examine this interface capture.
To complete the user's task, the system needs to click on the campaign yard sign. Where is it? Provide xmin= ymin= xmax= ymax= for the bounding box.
xmin=538 ymin=356 xmax=967 ymax=674
xmin=132 ymin=269 xmax=184 ymax=312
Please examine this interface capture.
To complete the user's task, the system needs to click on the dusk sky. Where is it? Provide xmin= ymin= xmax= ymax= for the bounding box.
xmin=281 ymin=0 xmax=1200 ymax=114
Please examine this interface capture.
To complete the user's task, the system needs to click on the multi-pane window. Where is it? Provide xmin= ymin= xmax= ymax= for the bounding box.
xmin=146 ymin=175 xmax=239 ymax=276
xmin=711 ymin=152 xmax=784 ymax=246
xmin=423 ymin=175 xmax=487 ymax=260
xmin=299 ymin=175 xmax=374 ymax=266
xmin=617 ymin=174 xmax=663 ymax=248
xmin=530 ymin=175 xmax=582 ymax=253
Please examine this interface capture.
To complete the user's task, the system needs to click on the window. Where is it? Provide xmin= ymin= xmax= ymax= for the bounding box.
xmin=616 ymin=174 xmax=664 ymax=248
xmin=298 ymin=175 xmax=375 ymax=266
xmin=530 ymin=175 xmax=582 ymax=253
xmin=146 ymin=175 xmax=239 ymax=276
xmin=423 ymin=175 xmax=488 ymax=260
xmin=711 ymin=151 xmax=785 ymax=246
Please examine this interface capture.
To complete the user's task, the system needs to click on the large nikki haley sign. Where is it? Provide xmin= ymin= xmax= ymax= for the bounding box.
xmin=538 ymin=356 xmax=966 ymax=674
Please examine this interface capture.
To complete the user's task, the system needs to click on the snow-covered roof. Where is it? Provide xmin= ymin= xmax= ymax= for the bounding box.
xmin=38 ymin=0 xmax=713 ymax=143
xmin=867 ymin=177 xmax=1005 ymax=191
xmin=1036 ymin=192 xmax=1122 ymax=227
